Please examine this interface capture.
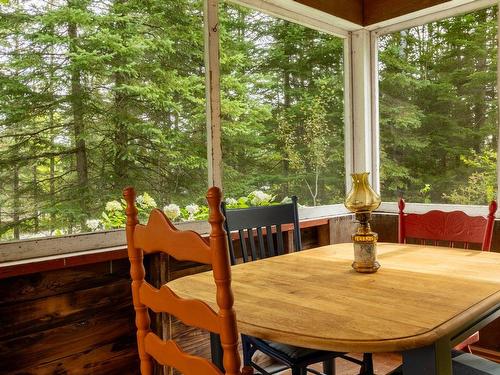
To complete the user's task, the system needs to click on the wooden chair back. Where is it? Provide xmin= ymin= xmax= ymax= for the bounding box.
xmin=123 ymin=186 xmax=251 ymax=375
xmin=398 ymin=198 xmax=497 ymax=251
xmin=221 ymin=197 xmax=301 ymax=265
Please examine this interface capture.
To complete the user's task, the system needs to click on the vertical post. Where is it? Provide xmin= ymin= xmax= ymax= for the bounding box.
xmin=204 ymin=0 xmax=223 ymax=188
xmin=350 ymin=29 xmax=376 ymax=186
xmin=344 ymin=36 xmax=354 ymax=193
xmin=370 ymin=31 xmax=380 ymax=195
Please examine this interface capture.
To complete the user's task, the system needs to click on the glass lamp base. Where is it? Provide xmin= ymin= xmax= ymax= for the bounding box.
xmin=352 ymin=235 xmax=380 ymax=273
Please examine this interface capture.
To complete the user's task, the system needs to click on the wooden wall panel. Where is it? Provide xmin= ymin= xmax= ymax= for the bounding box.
xmin=0 ymin=259 xmax=139 ymax=375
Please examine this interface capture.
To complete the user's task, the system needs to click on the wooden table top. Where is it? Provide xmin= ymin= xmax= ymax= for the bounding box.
xmin=168 ymin=243 xmax=500 ymax=353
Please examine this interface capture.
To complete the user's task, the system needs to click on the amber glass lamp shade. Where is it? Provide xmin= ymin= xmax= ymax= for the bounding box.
xmin=345 ymin=172 xmax=381 ymax=214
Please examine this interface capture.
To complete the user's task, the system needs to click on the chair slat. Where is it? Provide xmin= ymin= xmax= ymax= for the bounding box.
xmin=144 ymin=333 xmax=222 ymax=375
xmin=266 ymin=226 xmax=275 ymax=256
xmin=134 ymin=210 xmax=212 ymax=264
xmin=256 ymin=227 xmax=266 ymax=259
xmin=227 ymin=232 xmax=237 ymax=266
xmin=247 ymin=229 xmax=258 ymax=260
xmin=239 ymin=229 xmax=249 ymax=262
xmin=139 ymin=282 xmax=220 ymax=334
xmin=276 ymin=224 xmax=284 ymax=255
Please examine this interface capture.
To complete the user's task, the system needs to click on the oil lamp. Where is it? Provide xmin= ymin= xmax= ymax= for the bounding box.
xmin=344 ymin=172 xmax=381 ymax=273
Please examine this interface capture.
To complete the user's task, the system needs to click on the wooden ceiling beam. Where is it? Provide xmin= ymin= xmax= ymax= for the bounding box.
xmin=292 ymin=0 xmax=458 ymax=27
xmin=294 ymin=0 xmax=364 ymax=26
xmin=363 ymin=0 xmax=451 ymax=25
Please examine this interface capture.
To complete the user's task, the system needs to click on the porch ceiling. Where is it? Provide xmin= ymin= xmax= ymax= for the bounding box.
xmin=294 ymin=0 xmax=454 ymax=26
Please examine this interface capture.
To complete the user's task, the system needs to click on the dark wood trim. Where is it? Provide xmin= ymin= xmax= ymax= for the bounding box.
xmin=0 ymin=248 xmax=128 ymax=280
xmin=470 ymin=346 xmax=500 ymax=363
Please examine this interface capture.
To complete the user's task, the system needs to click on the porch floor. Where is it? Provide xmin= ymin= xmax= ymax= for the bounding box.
xmin=260 ymin=352 xmax=402 ymax=374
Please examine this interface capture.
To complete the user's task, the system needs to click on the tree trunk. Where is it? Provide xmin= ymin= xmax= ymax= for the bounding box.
xmin=33 ymin=165 xmax=39 ymax=233
xmin=112 ymin=0 xmax=129 ymax=190
xmin=68 ymin=0 xmax=89 ymax=227
xmin=13 ymin=163 xmax=20 ymax=240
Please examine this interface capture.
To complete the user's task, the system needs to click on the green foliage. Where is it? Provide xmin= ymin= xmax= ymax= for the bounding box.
xmin=443 ymin=149 xmax=497 ymax=204
xmin=379 ymin=7 xmax=498 ymax=204
xmin=219 ymin=8 xmax=345 ymax=206
xmin=1 ymin=1 xmax=498 ymax=241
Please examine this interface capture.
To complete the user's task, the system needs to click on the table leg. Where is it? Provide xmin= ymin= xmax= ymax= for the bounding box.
xmin=210 ymin=332 xmax=224 ymax=371
xmin=323 ymin=359 xmax=335 ymax=375
xmin=402 ymin=338 xmax=452 ymax=375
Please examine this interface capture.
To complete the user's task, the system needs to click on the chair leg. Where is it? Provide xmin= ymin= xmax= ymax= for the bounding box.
xmin=323 ymin=359 xmax=335 ymax=375
xmin=291 ymin=366 xmax=302 ymax=375
xmin=241 ymin=336 xmax=252 ymax=366
xmin=359 ymin=353 xmax=374 ymax=375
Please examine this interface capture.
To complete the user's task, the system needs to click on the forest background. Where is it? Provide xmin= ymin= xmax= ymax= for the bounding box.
xmin=0 ymin=0 xmax=497 ymax=240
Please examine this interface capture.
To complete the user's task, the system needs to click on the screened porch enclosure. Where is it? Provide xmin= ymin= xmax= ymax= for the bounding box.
xmin=0 ymin=0 xmax=500 ymax=374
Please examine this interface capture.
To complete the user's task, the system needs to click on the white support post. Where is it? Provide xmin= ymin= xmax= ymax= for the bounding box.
xmin=370 ymin=31 xmax=380 ymax=194
xmin=344 ymin=36 xmax=354 ymax=193
xmin=204 ymin=0 xmax=223 ymax=188
xmin=350 ymin=29 xmax=377 ymax=187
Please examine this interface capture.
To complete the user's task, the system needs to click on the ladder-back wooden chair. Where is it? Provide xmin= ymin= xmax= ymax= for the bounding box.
xmin=221 ymin=198 xmax=369 ymax=375
xmin=398 ymin=198 xmax=497 ymax=352
xmin=398 ymin=198 xmax=497 ymax=251
xmin=123 ymin=186 xmax=252 ymax=375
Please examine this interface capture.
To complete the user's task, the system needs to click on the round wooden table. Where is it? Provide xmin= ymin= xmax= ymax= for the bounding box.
xmin=168 ymin=242 xmax=500 ymax=375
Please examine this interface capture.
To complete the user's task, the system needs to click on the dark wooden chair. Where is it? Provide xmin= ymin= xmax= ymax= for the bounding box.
xmin=124 ymin=186 xmax=252 ymax=375
xmin=398 ymin=198 xmax=497 ymax=353
xmin=222 ymin=197 xmax=368 ymax=375
xmin=388 ymin=350 xmax=500 ymax=375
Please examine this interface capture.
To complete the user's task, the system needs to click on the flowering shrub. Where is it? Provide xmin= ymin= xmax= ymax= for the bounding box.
xmin=96 ymin=192 xmax=158 ymax=230
xmin=90 ymin=190 xmax=282 ymax=230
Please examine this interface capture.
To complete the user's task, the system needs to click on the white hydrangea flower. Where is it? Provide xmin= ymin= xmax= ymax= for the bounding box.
xmin=86 ymin=219 xmax=101 ymax=231
xmin=225 ymin=198 xmax=237 ymax=205
xmin=250 ymin=190 xmax=271 ymax=205
xmin=186 ymin=204 xmax=199 ymax=220
xmin=163 ymin=204 xmax=181 ymax=220
xmin=142 ymin=192 xmax=157 ymax=208
xmin=186 ymin=204 xmax=199 ymax=215
xmin=136 ymin=195 xmax=144 ymax=205
xmin=105 ymin=200 xmax=122 ymax=212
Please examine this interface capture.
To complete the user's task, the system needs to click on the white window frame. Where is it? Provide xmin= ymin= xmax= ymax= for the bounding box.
xmin=0 ymin=0 xmax=353 ymax=263
xmin=3 ymin=0 xmax=498 ymax=263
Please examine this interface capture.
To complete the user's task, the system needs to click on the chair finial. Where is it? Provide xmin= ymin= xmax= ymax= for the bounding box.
xmin=123 ymin=186 xmax=136 ymax=204
xmin=489 ymin=200 xmax=497 ymax=216
xmin=207 ymin=186 xmax=224 ymax=236
xmin=398 ymin=198 xmax=405 ymax=213
xmin=123 ymin=187 xmax=138 ymax=226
